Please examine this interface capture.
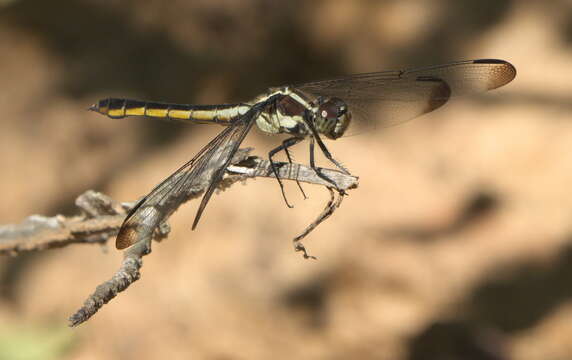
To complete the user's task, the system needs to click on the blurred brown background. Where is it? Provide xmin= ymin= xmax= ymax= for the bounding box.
xmin=1 ymin=0 xmax=572 ymax=359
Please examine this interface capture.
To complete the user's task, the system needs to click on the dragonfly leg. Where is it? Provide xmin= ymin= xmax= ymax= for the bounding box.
xmin=269 ymin=137 xmax=304 ymax=208
xmin=308 ymin=138 xmax=350 ymax=191
xmin=282 ymin=141 xmax=308 ymax=200
xmin=312 ymin=133 xmax=350 ymax=175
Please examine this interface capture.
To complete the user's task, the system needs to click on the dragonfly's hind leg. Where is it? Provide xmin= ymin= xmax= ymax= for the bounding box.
xmin=282 ymin=141 xmax=308 ymax=200
xmin=268 ymin=137 xmax=306 ymax=208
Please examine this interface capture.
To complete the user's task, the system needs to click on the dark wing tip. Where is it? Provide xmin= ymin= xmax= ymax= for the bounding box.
xmin=473 ymin=59 xmax=517 ymax=90
xmin=473 ymin=58 xmax=509 ymax=65
xmin=116 ymin=224 xmax=139 ymax=250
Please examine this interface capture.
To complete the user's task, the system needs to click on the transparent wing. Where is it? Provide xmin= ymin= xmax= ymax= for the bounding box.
xmin=296 ymin=59 xmax=516 ymax=132
xmin=115 ymin=107 xmax=258 ymax=249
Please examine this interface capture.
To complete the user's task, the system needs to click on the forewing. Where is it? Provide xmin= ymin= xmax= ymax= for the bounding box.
xmin=296 ymin=59 xmax=516 ymax=131
xmin=115 ymin=108 xmax=258 ymax=249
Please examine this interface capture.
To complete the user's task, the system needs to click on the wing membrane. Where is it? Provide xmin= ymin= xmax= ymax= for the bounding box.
xmin=115 ymin=106 xmax=259 ymax=249
xmin=296 ymin=59 xmax=516 ymax=130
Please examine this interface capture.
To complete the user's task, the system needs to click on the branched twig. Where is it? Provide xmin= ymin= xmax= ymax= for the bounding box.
xmin=0 ymin=148 xmax=359 ymax=326
xmin=0 ymin=192 xmax=128 ymax=256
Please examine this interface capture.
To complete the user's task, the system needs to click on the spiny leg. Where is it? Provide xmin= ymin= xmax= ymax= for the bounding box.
xmin=282 ymin=141 xmax=308 ymax=200
xmin=309 ymin=138 xmax=332 ymax=187
xmin=269 ymin=137 xmax=304 ymax=208
xmin=312 ymin=131 xmax=350 ymax=175
xmin=308 ymin=138 xmax=348 ymax=194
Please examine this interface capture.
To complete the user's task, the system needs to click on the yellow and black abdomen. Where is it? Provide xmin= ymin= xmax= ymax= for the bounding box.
xmin=90 ymin=98 xmax=248 ymax=125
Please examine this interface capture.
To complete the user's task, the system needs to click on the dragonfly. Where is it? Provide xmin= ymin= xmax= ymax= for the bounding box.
xmin=90 ymin=59 xmax=516 ymax=252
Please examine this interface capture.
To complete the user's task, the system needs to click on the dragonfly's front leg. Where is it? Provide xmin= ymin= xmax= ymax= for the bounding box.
xmin=308 ymin=137 xmax=351 ymax=191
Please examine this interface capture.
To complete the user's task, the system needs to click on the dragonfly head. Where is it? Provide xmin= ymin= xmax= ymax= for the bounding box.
xmin=315 ymin=97 xmax=351 ymax=139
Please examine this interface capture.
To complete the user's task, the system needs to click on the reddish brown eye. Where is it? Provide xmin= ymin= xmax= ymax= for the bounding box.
xmin=319 ymin=97 xmax=346 ymax=119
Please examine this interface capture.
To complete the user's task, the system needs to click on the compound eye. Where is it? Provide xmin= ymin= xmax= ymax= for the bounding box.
xmin=319 ymin=98 xmax=346 ymax=120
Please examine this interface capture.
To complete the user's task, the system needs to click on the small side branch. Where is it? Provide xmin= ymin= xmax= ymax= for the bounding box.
xmin=293 ymin=187 xmax=345 ymax=259
xmin=68 ymin=239 xmax=151 ymax=327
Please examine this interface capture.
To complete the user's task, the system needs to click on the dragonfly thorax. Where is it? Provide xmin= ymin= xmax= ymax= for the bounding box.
xmin=253 ymin=88 xmax=351 ymax=140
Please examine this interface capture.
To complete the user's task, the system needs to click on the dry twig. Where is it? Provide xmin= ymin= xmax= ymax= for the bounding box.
xmin=0 ymin=148 xmax=358 ymax=326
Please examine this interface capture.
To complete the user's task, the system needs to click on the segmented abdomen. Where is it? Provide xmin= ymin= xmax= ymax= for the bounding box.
xmin=90 ymin=98 xmax=248 ymax=124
